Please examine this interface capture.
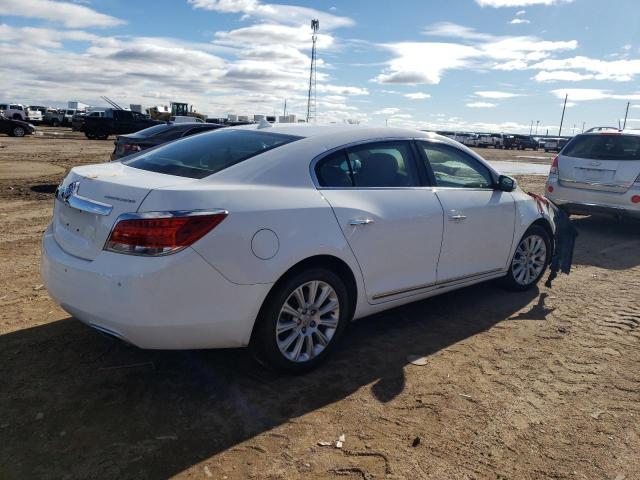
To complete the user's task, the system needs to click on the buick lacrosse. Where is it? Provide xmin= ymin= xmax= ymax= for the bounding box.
xmin=42 ymin=125 xmax=556 ymax=372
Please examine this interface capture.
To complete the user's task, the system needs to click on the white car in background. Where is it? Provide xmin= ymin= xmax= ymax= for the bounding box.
xmin=42 ymin=125 xmax=556 ymax=372
xmin=545 ymin=130 xmax=640 ymax=219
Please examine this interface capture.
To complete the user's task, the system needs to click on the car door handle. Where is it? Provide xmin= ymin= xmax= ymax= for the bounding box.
xmin=448 ymin=214 xmax=467 ymax=221
xmin=349 ymin=218 xmax=374 ymax=226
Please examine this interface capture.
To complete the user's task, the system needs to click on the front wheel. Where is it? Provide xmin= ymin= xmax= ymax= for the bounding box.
xmin=11 ymin=126 xmax=25 ymax=137
xmin=251 ymin=268 xmax=351 ymax=373
xmin=501 ymin=225 xmax=551 ymax=291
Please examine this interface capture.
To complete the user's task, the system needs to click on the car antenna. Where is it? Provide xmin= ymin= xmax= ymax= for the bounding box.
xmin=257 ymin=117 xmax=272 ymax=129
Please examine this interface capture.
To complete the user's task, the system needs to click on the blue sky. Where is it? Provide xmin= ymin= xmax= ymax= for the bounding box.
xmin=1 ymin=0 xmax=639 ymax=133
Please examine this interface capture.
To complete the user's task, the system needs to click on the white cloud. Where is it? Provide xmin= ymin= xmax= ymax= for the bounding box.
xmin=188 ymin=0 xmax=354 ymax=29
xmin=372 ymin=107 xmax=401 ymax=115
xmin=516 ymin=9 xmax=526 ymax=15
xmin=375 ymin=23 xmax=576 ymax=85
xmin=530 ymin=56 xmax=640 ymax=82
xmin=509 ymin=18 xmax=530 ymax=24
xmin=475 ymin=90 xmax=523 ymax=98
xmin=475 ymin=0 xmax=572 ymax=7
xmin=0 ymin=2 xmax=366 ymax=122
xmin=404 ymin=92 xmax=431 ymax=100
xmin=422 ymin=22 xmax=495 ymax=41
xmin=550 ymin=88 xmax=640 ymax=102
xmin=534 ymin=70 xmax=594 ymax=82
xmin=374 ymin=42 xmax=479 ymax=84
xmin=0 ymin=0 xmax=124 ymax=28
xmin=466 ymin=102 xmax=497 ymax=108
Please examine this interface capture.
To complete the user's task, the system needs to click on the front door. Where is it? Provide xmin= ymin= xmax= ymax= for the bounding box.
xmin=315 ymin=141 xmax=444 ymax=303
xmin=417 ymin=141 xmax=516 ymax=282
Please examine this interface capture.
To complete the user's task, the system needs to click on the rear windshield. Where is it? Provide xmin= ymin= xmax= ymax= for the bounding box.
xmin=124 ymin=129 xmax=301 ymax=179
xmin=562 ymin=134 xmax=640 ymax=160
xmin=129 ymin=123 xmax=173 ymax=138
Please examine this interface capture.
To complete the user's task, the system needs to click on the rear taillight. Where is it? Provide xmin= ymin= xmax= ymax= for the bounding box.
xmin=105 ymin=210 xmax=228 ymax=256
xmin=549 ymin=155 xmax=559 ymax=176
xmin=123 ymin=144 xmax=142 ymax=154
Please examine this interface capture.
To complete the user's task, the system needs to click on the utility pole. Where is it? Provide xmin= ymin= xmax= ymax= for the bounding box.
xmin=535 ymin=120 xmax=539 ymax=135
xmin=558 ymin=93 xmax=568 ymax=137
xmin=529 ymin=120 xmax=533 ymax=135
xmin=283 ymin=99 xmax=287 ymax=117
xmin=306 ymin=19 xmax=319 ymax=123
xmin=623 ymin=101 xmax=630 ymax=130
xmin=582 ymin=121 xmax=585 ymax=133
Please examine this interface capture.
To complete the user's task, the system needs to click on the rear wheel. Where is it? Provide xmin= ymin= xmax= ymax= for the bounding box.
xmin=51 ymin=118 xmax=60 ymax=127
xmin=252 ymin=268 xmax=351 ymax=373
xmin=501 ymin=225 xmax=551 ymax=291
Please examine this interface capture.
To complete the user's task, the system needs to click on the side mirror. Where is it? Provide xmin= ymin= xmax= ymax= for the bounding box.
xmin=497 ymin=175 xmax=517 ymax=192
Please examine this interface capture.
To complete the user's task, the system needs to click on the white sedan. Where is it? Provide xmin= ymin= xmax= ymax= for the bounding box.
xmin=42 ymin=125 xmax=556 ymax=372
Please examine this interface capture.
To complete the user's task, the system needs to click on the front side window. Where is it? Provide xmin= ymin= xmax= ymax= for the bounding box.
xmin=125 ymin=129 xmax=301 ymax=179
xmin=420 ymin=142 xmax=493 ymax=189
xmin=562 ymin=134 xmax=640 ymax=160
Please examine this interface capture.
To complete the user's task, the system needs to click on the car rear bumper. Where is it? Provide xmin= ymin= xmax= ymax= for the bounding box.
xmin=545 ymin=177 xmax=640 ymax=218
xmin=41 ymin=225 xmax=272 ymax=349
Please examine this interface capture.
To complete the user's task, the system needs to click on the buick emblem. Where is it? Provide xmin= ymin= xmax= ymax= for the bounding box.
xmin=56 ymin=181 xmax=80 ymax=204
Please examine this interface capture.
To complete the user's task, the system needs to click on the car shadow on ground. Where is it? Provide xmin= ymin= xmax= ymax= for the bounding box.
xmin=571 ymin=215 xmax=640 ymax=270
xmin=0 ymin=282 xmax=540 ymax=479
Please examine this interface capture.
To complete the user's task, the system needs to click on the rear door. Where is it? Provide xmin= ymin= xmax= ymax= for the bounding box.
xmin=316 ymin=141 xmax=444 ymax=303
xmin=417 ymin=141 xmax=515 ymax=282
xmin=558 ymin=133 xmax=640 ymax=192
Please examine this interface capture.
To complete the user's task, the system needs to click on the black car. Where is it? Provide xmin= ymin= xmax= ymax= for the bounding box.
xmin=0 ymin=113 xmax=35 ymax=137
xmin=111 ymin=122 xmax=225 ymax=160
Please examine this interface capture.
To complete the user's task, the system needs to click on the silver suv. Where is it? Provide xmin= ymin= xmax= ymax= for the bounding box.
xmin=545 ymin=131 xmax=640 ymax=219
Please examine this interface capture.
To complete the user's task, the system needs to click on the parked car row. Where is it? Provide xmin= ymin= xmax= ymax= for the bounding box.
xmin=435 ymin=131 xmax=544 ymax=150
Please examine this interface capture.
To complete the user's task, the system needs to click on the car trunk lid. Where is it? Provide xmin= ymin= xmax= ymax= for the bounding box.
xmin=53 ymin=162 xmax=194 ymax=260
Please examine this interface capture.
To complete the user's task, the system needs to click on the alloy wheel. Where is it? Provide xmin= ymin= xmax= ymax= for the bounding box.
xmin=276 ymin=280 xmax=340 ymax=363
xmin=13 ymin=127 xmax=25 ymax=137
xmin=511 ymin=234 xmax=547 ymax=286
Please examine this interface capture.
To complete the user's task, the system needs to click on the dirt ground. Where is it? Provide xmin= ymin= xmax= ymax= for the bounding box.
xmin=1 ymin=129 xmax=639 ymax=480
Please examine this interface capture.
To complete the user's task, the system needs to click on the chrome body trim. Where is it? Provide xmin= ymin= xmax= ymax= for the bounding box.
xmin=371 ymin=268 xmax=505 ymax=300
xmin=55 ymin=181 xmax=113 ymax=216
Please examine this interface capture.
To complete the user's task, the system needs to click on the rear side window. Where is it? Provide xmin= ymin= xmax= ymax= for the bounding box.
xmin=315 ymin=141 xmax=419 ymax=188
xmin=562 ymin=135 xmax=640 ymax=160
xmin=316 ymin=150 xmax=352 ymax=187
xmin=125 ymin=129 xmax=301 ymax=179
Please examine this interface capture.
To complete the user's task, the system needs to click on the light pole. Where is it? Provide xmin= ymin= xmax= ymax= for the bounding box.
xmin=535 ymin=120 xmax=539 ymax=135
xmin=559 ymin=93 xmax=568 ymax=137
xmin=529 ymin=120 xmax=534 ymax=135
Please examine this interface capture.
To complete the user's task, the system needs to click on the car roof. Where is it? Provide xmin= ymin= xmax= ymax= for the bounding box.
xmin=230 ymin=123 xmax=436 ymax=142
xmin=575 ymin=130 xmax=640 ymax=137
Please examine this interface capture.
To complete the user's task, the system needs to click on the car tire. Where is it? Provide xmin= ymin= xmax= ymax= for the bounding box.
xmin=501 ymin=225 xmax=551 ymax=292
xmin=52 ymin=118 xmax=60 ymax=127
xmin=251 ymin=268 xmax=351 ymax=373
xmin=11 ymin=126 xmax=25 ymax=137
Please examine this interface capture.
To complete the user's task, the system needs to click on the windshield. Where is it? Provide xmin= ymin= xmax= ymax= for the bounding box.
xmin=562 ymin=134 xmax=640 ymax=160
xmin=124 ymin=129 xmax=301 ymax=179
